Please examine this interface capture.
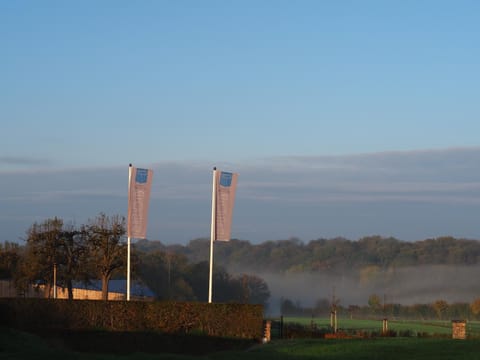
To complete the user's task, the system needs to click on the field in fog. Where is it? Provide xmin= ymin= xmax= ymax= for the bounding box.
xmin=256 ymin=265 xmax=480 ymax=313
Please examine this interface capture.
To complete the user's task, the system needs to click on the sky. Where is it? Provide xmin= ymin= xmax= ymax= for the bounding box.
xmin=1 ymin=1 xmax=480 ymax=244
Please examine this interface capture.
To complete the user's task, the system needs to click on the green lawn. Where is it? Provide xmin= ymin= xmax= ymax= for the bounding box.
xmin=3 ymin=326 xmax=480 ymax=360
xmin=282 ymin=317 xmax=480 ymax=337
xmin=236 ymin=338 xmax=480 ymax=360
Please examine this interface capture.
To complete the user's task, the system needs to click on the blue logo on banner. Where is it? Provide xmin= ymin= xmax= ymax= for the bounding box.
xmin=136 ymin=168 xmax=148 ymax=184
xmin=220 ymin=172 xmax=233 ymax=187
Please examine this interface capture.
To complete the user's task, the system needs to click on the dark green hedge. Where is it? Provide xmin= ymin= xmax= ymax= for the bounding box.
xmin=0 ymin=299 xmax=263 ymax=339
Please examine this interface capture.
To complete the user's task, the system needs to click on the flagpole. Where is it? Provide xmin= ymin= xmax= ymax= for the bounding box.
xmin=127 ymin=164 xmax=132 ymax=301
xmin=208 ymin=167 xmax=217 ymax=303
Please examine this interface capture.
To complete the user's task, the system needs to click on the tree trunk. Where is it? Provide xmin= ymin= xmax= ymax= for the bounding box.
xmin=45 ymin=283 xmax=52 ymax=298
xmin=101 ymin=274 xmax=110 ymax=300
xmin=67 ymin=279 xmax=73 ymax=300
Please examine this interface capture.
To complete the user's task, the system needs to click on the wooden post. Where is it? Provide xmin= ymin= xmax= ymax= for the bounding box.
xmin=382 ymin=318 xmax=388 ymax=334
xmin=330 ymin=310 xmax=337 ymax=333
xmin=330 ymin=286 xmax=337 ymax=333
xmin=334 ymin=310 xmax=337 ymax=333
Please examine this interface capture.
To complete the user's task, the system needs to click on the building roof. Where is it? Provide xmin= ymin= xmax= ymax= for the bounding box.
xmin=72 ymin=280 xmax=155 ymax=298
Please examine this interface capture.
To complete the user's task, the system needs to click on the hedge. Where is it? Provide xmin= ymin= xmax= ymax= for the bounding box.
xmin=0 ymin=299 xmax=263 ymax=339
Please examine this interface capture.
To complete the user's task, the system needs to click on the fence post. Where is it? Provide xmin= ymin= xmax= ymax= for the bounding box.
xmin=280 ymin=315 xmax=284 ymax=339
xmin=382 ymin=318 xmax=388 ymax=335
xmin=263 ymin=320 xmax=271 ymax=343
xmin=452 ymin=320 xmax=466 ymax=339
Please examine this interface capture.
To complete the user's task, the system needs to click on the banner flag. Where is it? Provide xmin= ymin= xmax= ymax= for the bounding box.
xmin=214 ymin=170 xmax=238 ymax=241
xmin=127 ymin=166 xmax=153 ymax=239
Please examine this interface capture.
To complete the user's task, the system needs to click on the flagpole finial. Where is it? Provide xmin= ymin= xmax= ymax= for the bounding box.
xmin=129 ymin=163 xmax=132 ymax=167
xmin=213 ymin=166 xmax=217 ymax=171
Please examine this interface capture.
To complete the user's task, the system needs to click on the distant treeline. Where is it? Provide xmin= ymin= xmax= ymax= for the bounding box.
xmin=135 ymin=236 xmax=480 ymax=314
xmin=3 ymin=225 xmax=480 ymax=312
xmin=136 ymin=235 xmax=480 ymax=274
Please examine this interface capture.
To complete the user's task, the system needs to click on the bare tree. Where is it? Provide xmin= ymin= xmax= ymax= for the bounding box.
xmin=0 ymin=242 xmax=21 ymax=279
xmin=21 ymin=218 xmax=88 ymax=299
xmin=58 ymin=226 xmax=88 ymax=300
xmin=24 ymin=217 xmax=63 ymax=297
xmin=85 ymin=213 xmax=126 ymax=300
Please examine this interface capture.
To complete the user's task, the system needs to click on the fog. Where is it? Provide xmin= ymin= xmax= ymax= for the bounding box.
xmin=246 ymin=265 xmax=480 ymax=315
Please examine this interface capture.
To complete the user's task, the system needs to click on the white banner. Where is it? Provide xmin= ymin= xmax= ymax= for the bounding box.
xmin=127 ymin=166 xmax=153 ymax=239
xmin=214 ymin=170 xmax=238 ymax=241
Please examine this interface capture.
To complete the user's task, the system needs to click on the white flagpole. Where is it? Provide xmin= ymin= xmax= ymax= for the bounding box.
xmin=208 ymin=167 xmax=217 ymax=303
xmin=127 ymin=164 xmax=132 ymax=301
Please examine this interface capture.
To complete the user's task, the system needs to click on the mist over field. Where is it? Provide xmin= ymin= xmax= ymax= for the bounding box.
xmin=251 ymin=265 xmax=480 ymax=315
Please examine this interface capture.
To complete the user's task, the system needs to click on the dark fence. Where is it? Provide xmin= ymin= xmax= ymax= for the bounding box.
xmin=266 ymin=316 xmax=285 ymax=339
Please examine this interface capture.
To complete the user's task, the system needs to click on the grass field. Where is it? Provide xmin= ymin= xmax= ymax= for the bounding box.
xmin=3 ymin=326 xmax=480 ymax=360
xmin=281 ymin=317 xmax=480 ymax=337
xmin=241 ymin=338 xmax=480 ymax=360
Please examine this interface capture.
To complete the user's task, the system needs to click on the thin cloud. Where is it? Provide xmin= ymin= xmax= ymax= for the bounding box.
xmin=264 ymin=147 xmax=480 ymax=175
xmin=237 ymin=147 xmax=480 ymax=205
xmin=2 ymin=147 xmax=480 ymax=243
xmin=0 ymin=156 xmax=52 ymax=167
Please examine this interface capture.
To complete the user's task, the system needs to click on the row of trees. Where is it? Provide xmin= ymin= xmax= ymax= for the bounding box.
xmin=281 ymin=296 xmax=480 ymax=321
xmin=12 ymin=214 xmax=127 ymax=300
xmin=0 ymin=215 xmax=271 ymax=305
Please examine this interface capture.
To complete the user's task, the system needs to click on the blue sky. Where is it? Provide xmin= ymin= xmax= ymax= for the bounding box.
xmin=1 ymin=1 xmax=480 ymax=244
